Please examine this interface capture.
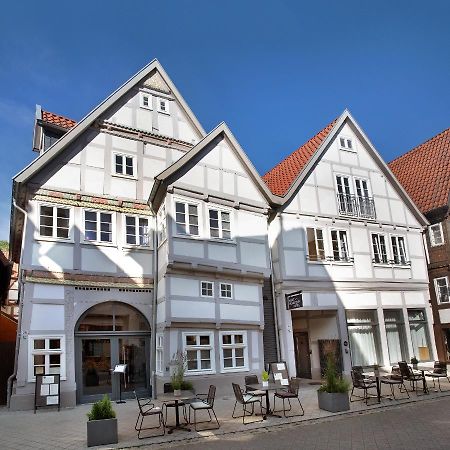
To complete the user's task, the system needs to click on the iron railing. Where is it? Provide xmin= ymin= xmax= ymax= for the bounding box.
xmin=336 ymin=194 xmax=376 ymax=219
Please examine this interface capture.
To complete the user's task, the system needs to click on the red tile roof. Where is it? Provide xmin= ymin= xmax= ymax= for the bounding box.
xmin=41 ymin=110 xmax=77 ymax=130
xmin=389 ymin=127 xmax=450 ymax=214
xmin=262 ymin=118 xmax=338 ymax=196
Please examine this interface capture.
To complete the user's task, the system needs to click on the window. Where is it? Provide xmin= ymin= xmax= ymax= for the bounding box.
xmin=140 ymin=92 xmax=152 ymax=110
xmin=125 ymin=215 xmax=150 ymax=246
xmin=306 ymin=227 xmax=325 ymax=261
xmin=391 ymin=235 xmax=408 ymax=265
xmin=201 ymin=281 xmax=214 ymax=297
xmin=114 ymin=153 xmax=135 ymax=177
xmin=156 ymin=334 xmax=164 ymax=374
xmin=220 ymin=283 xmax=232 ymax=299
xmin=209 ymin=209 xmax=231 ymax=239
xmin=157 ymin=204 xmax=167 ymax=245
xmin=354 ymin=178 xmax=375 ymax=218
xmin=435 ymin=277 xmax=449 ymax=304
xmin=39 ymin=204 xmax=70 ymax=239
xmin=372 ymin=234 xmax=388 ymax=264
xmin=330 ymin=230 xmax=351 ymax=262
xmin=84 ymin=210 xmax=113 ymax=243
xmin=429 ymin=223 xmax=444 ymax=247
xmin=384 ymin=310 xmax=408 ymax=364
xmin=335 ymin=175 xmax=354 ymax=215
xmin=183 ymin=333 xmax=214 ymax=373
xmin=175 ymin=201 xmax=199 ymax=236
xmin=220 ymin=332 xmax=248 ymax=372
xmin=407 ymin=309 xmax=431 ymax=361
xmin=29 ymin=336 xmax=65 ymax=380
xmin=339 ymin=137 xmax=353 ymax=150
xmin=157 ymin=97 xmax=170 ymax=114
xmin=335 ymin=175 xmax=375 ymax=219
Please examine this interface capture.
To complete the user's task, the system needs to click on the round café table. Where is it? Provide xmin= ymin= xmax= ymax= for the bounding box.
xmin=248 ymin=382 xmax=285 ymax=418
xmin=157 ymin=390 xmax=194 ymax=433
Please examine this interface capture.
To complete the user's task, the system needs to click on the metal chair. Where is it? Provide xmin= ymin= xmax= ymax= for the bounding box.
xmin=350 ymin=366 xmax=378 ymax=405
xmin=244 ymin=375 xmax=266 ymax=399
xmin=398 ymin=361 xmax=427 ymax=394
xmin=380 ymin=367 xmax=410 ymax=399
xmin=134 ymin=391 xmax=165 ymax=438
xmin=188 ymin=385 xmax=220 ymax=431
xmin=425 ymin=361 xmax=450 ymax=392
xmin=273 ymin=378 xmax=304 ymax=417
xmin=231 ymin=382 xmax=265 ymax=425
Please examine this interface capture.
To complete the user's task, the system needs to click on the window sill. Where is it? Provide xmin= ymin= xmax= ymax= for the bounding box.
xmin=392 ymin=264 xmax=411 ymax=269
xmin=81 ymin=241 xmax=117 ymax=248
xmin=112 ymin=173 xmax=137 ymax=181
xmin=220 ymin=367 xmax=250 ymax=374
xmin=173 ymin=234 xmax=203 ymax=241
xmin=157 ymin=110 xmax=170 ymax=116
xmin=122 ymin=244 xmax=152 ymax=251
xmin=184 ymin=370 xmax=216 ymax=377
xmin=207 ymin=238 xmax=236 ymax=245
xmin=34 ymin=236 xmax=73 ymax=244
xmin=339 ymin=147 xmax=357 ymax=153
xmin=373 ymin=263 xmax=392 ymax=268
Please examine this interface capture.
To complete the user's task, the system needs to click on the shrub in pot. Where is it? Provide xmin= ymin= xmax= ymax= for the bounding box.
xmin=317 ymin=356 xmax=350 ymax=413
xmin=86 ymin=395 xmax=118 ymax=447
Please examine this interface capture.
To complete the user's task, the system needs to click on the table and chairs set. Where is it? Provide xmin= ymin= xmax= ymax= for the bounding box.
xmin=350 ymin=360 xmax=450 ymax=405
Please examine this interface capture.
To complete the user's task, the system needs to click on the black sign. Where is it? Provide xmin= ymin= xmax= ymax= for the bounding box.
xmin=285 ymin=291 xmax=303 ymax=310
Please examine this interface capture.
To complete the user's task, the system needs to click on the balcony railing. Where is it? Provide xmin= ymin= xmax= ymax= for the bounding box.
xmin=336 ymin=194 xmax=376 ymax=219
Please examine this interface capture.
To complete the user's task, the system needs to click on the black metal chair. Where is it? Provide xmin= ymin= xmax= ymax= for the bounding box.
xmin=134 ymin=391 xmax=165 ymax=438
xmin=425 ymin=361 xmax=450 ymax=392
xmin=231 ymin=382 xmax=265 ymax=425
xmin=398 ymin=361 xmax=427 ymax=394
xmin=244 ymin=375 xmax=266 ymax=399
xmin=273 ymin=378 xmax=304 ymax=417
xmin=350 ymin=366 xmax=378 ymax=405
xmin=380 ymin=367 xmax=410 ymax=399
xmin=187 ymin=385 xmax=220 ymax=431
xmin=161 ymin=383 xmax=188 ymax=425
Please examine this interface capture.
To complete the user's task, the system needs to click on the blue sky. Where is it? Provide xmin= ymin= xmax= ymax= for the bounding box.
xmin=0 ymin=0 xmax=449 ymax=240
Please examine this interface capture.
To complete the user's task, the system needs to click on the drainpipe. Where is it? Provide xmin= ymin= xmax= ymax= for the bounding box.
xmin=7 ymin=199 xmax=27 ymax=407
xmin=150 ymin=208 xmax=158 ymax=399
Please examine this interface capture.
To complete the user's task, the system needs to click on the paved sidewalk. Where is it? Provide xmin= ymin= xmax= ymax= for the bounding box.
xmin=1 ymin=380 xmax=449 ymax=449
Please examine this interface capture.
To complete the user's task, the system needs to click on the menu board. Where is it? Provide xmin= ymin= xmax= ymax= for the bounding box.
xmin=269 ymin=361 xmax=290 ymax=386
xmin=34 ymin=374 xmax=60 ymax=413
xmin=285 ymin=291 xmax=303 ymax=310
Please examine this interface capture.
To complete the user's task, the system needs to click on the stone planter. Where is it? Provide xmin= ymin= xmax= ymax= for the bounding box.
xmin=87 ymin=418 xmax=118 ymax=447
xmin=317 ymin=391 xmax=350 ymax=413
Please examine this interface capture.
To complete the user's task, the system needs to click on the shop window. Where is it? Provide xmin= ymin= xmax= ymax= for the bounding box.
xmin=408 ymin=309 xmax=431 ymax=361
xmin=384 ymin=310 xmax=408 ymax=364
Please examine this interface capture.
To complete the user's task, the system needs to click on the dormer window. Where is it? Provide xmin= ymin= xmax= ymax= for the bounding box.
xmin=339 ymin=137 xmax=354 ymax=151
xmin=157 ymin=98 xmax=170 ymax=114
xmin=140 ymin=93 xmax=152 ymax=110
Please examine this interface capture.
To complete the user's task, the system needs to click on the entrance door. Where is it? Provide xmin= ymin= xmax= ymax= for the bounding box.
xmin=294 ymin=332 xmax=311 ymax=378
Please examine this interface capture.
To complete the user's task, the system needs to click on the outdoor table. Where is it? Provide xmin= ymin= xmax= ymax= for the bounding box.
xmin=413 ymin=365 xmax=430 ymax=394
xmin=157 ymin=390 xmax=194 ymax=433
xmin=362 ymin=371 xmax=381 ymax=403
xmin=248 ymin=382 xmax=285 ymax=418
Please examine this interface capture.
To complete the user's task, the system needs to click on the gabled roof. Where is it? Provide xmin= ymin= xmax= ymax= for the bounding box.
xmin=41 ymin=110 xmax=77 ymax=130
xmin=263 ymin=118 xmax=337 ymax=196
xmin=14 ymin=59 xmax=205 ymax=184
xmin=149 ymin=122 xmax=281 ymax=210
xmin=389 ymin=126 xmax=450 ymax=215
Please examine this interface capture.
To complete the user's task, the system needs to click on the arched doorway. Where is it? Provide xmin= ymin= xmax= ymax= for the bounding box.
xmin=75 ymin=301 xmax=151 ymax=403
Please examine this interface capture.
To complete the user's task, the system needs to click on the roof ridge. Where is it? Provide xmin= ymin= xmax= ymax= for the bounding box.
xmin=390 ymin=125 xmax=450 ymax=165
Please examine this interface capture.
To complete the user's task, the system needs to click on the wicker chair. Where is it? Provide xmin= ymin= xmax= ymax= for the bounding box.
xmin=350 ymin=366 xmax=378 ymax=405
xmin=134 ymin=391 xmax=165 ymax=438
xmin=273 ymin=378 xmax=304 ymax=417
xmin=231 ymin=383 xmax=265 ymax=424
xmin=398 ymin=361 xmax=427 ymax=394
xmin=187 ymin=385 xmax=220 ymax=431
xmin=425 ymin=362 xmax=449 ymax=392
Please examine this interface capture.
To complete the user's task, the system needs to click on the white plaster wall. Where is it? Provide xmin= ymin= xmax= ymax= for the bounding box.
xmin=33 ymin=284 xmax=64 ymax=299
xmin=171 ymin=300 xmax=215 ymax=319
xmin=31 ymin=242 xmax=73 ymax=271
xmin=170 ymin=277 xmax=199 ymax=297
xmin=220 ymin=304 xmax=260 ymax=321
xmin=81 ymin=246 xmax=117 ymax=273
xmin=234 ymin=284 xmax=260 ymax=302
xmin=30 ymin=304 xmax=65 ymax=331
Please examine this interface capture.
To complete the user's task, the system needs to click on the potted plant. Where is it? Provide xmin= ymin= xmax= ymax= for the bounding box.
xmin=411 ymin=356 xmax=419 ymax=370
xmin=261 ymin=370 xmax=270 ymax=387
xmin=86 ymin=395 xmax=117 ymax=447
xmin=317 ymin=356 xmax=350 ymax=413
xmin=170 ymin=351 xmax=187 ymax=396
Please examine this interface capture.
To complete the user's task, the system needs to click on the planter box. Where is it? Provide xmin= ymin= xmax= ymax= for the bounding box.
xmin=317 ymin=391 xmax=350 ymax=413
xmin=87 ymin=418 xmax=118 ymax=447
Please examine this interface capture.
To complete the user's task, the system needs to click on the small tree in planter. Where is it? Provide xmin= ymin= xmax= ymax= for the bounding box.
xmin=170 ymin=351 xmax=188 ymax=396
xmin=86 ymin=395 xmax=117 ymax=447
xmin=317 ymin=356 xmax=350 ymax=413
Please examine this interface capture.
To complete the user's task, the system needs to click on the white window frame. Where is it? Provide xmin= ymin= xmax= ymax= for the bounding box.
xmin=157 ymin=97 xmax=170 ymax=114
xmin=112 ymin=152 xmax=136 ymax=178
xmin=123 ymin=214 xmax=151 ymax=247
xmin=28 ymin=335 xmax=66 ymax=382
xmin=434 ymin=277 xmax=450 ymax=304
xmin=208 ymin=207 xmax=232 ymax=240
xmin=83 ymin=209 xmax=115 ymax=244
xmin=429 ymin=223 xmax=444 ymax=247
xmin=182 ymin=332 xmax=215 ymax=375
xmin=36 ymin=203 xmax=72 ymax=241
xmin=330 ymin=228 xmax=351 ymax=262
xmin=156 ymin=333 xmax=164 ymax=374
xmin=338 ymin=135 xmax=355 ymax=152
xmin=390 ymin=234 xmax=409 ymax=266
xmin=371 ymin=233 xmax=389 ymax=265
xmin=219 ymin=331 xmax=249 ymax=373
xmin=139 ymin=92 xmax=152 ymax=110
xmin=201 ymin=281 xmax=214 ymax=298
xmin=157 ymin=204 xmax=167 ymax=246
xmin=306 ymin=227 xmax=326 ymax=262
xmin=220 ymin=283 xmax=233 ymax=299
xmin=174 ymin=199 xmax=200 ymax=237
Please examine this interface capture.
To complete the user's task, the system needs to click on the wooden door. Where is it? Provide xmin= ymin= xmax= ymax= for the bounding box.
xmin=294 ymin=332 xmax=311 ymax=378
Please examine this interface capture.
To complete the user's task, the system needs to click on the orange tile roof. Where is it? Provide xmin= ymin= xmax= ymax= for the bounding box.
xmin=389 ymin=127 xmax=450 ymax=215
xmin=41 ymin=110 xmax=77 ymax=130
xmin=262 ymin=118 xmax=337 ymax=196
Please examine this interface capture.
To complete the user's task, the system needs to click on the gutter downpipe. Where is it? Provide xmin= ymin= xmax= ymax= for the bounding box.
xmin=150 ymin=208 xmax=158 ymax=400
xmin=7 ymin=199 xmax=27 ymax=408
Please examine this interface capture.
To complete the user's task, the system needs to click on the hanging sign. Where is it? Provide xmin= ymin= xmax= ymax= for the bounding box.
xmin=285 ymin=290 xmax=303 ymax=310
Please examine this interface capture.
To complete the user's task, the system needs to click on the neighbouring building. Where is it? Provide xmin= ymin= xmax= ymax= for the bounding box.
xmin=263 ymin=111 xmax=437 ymax=379
xmin=7 ymin=59 xmax=438 ymax=410
xmin=389 ymin=127 xmax=450 ymax=362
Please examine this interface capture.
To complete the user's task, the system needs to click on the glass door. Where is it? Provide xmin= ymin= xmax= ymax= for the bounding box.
xmin=118 ymin=337 xmax=148 ymax=393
